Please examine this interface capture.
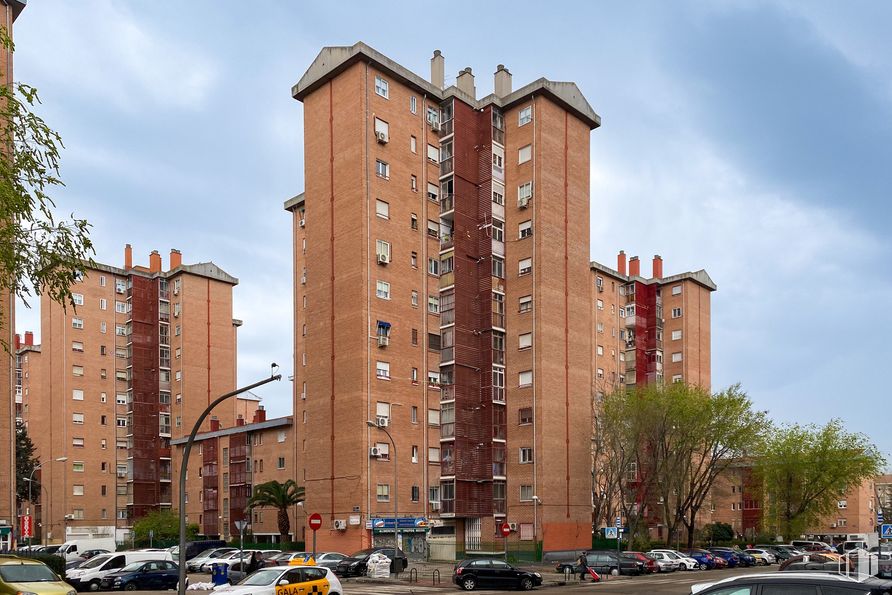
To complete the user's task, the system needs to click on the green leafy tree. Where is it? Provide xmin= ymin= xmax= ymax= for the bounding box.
xmin=0 ymin=26 xmax=94 ymax=342
xmin=702 ymin=522 xmax=735 ymax=544
xmin=756 ymin=419 xmax=884 ymax=541
xmin=15 ymin=422 xmax=39 ymax=505
xmin=132 ymin=509 xmax=197 ymax=544
xmin=247 ymin=480 xmax=305 ymax=543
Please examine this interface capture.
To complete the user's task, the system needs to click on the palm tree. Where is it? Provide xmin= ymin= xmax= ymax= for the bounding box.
xmin=247 ymin=480 xmax=305 ymax=543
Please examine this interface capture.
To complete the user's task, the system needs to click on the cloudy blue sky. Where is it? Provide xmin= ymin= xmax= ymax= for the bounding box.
xmin=13 ymin=1 xmax=892 ymax=457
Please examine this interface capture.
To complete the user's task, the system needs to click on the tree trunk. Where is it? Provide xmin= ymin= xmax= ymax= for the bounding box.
xmin=278 ymin=507 xmax=291 ymax=543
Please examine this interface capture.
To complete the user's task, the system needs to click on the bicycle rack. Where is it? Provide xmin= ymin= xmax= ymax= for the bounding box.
xmin=408 ymin=568 xmax=418 ymax=583
xmin=432 ymin=569 xmax=441 ymax=585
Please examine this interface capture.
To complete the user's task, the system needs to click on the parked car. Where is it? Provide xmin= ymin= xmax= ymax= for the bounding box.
xmin=712 ymin=555 xmax=728 ymax=569
xmin=452 ymin=559 xmax=542 ymax=591
xmin=168 ymin=540 xmax=227 ymax=562
xmin=262 ymin=552 xmax=304 ymax=567
xmin=186 ymin=548 xmax=237 ymax=572
xmin=99 ymin=560 xmax=181 ymax=591
xmin=755 ymin=544 xmax=801 ymax=561
xmin=622 ymin=552 xmax=658 ymax=574
xmin=779 ymin=553 xmax=853 ymax=573
xmin=213 ymin=566 xmax=342 ymax=595
xmin=334 ymin=547 xmax=408 ymax=576
xmin=791 ymin=540 xmax=834 ymax=552
xmin=690 ymin=572 xmax=892 ymax=594
xmin=707 ymin=548 xmax=740 ymax=568
xmin=646 ymin=551 xmax=680 ymax=572
xmin=743 ymin=548 xmax=776 ymax=565
xmin=682 ymin=549 xmax=717 ymax=570
xmin=66 ymin=551 xmax=174 ymax=591
xmin=649 ymin=549 xmax=700 ymax=570
xmin=312 ymin=553 xmax=347 ymax=570
xmin=0 ymin=557 xmax=76 ymax=595
xmin=554 ymin=550 xmax=644 ymax=576
xmin=199 ymin=550 xmax=261 ymax=573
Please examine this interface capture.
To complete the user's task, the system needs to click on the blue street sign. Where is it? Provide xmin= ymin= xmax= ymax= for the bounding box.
xmin=881 ymin=524 xmax=892 ymax=539
xmin=878 ymin=512 xmax=885 ymax=523
xmin=615 ymin=516 xmax=622 ymax=527
xmin=604 ymin=527 xmax=618 ymax=539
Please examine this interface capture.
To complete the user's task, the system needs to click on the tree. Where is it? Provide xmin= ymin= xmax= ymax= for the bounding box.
xmin=756 ymin=419 xmax=884 ymax=541
xmin=701 ymin=522 xmax=734 ymax=543
xmin=246 ymin=480 xmax=305 ymax=543
xmin=0 ymin=26 xmax=94 ymax=342
xmin=15 ymin=422 xmax=38 ymax=505
xmin=132 ymin=509 xmax=197 ymax=544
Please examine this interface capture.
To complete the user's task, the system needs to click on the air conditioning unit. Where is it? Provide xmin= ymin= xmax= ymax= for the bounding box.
xmin=369 ymin=447 xmax=381 ymax=458
xmin=115 ymin=287 xmax=125 ymax=294
xmin=508 ymin=522 xmax=518 ymax=531
xmin=375 ymin=131 xmax=388 ymax=144
xmin=300 ymin=275 xmax=307 ymax=285
xmin=518 ymin=196 xmax=530 ymax=209
xmin=299 ymin=219 xmax=305 ymax=228
xmin=377 ymin=336 xmax=389 ymax=347
xmin=377 ymin=253 xmax=389 ymax=265
xmin=830 ymin=523 xmax=837 ymax=528
xmin=429 ymin=502 xmax=440 ymax=511
xmin=376 ymin=415 xmax=389 ymax=428
xmin=333 ymin=519 xmax=347 ymax=530
xmin=597 ymin=284 xmax=604 ymax=292
xmin=431 ymin=120 xmax=441 ymax=132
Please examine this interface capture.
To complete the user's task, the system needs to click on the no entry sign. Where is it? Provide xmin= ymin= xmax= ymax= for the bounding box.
xmin=500 ymin=522 xmax=511 ymax=538
xmin=308 ymin=512 xmax=322 ymax=531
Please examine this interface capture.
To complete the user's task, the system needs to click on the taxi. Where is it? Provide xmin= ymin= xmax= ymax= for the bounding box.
xmin=215 ymin=565 xmax=342 ymax=595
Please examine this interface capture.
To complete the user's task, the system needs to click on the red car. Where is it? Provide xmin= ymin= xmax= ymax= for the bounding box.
xmin=622 ymin=552 xmax=658 ymax=574
xmin=713 ymin=556 xmax=729 ymax=569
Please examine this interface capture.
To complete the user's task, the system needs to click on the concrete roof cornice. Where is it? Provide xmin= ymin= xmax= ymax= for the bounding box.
xmin=84 ymin=260 xmax=238 ymax=286
xmin=170 ymin=416 xmax=293 ymax=444
xmin=589 ymin=260 xmax=717 ymax=292
xmin=284 ymin=192 xmax=305 ymax=212
xmin=293 ymin=42 xmax=601 ymax=129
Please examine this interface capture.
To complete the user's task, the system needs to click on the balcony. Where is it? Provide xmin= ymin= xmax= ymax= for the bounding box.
xmin=492 ymin=312 xmax=505 ymax=328
xmin=439 ymin=234 xmax=454 ymax=251
xmin=439 ymin=157 xmax=453 ymax=177
xmin=439 ymin=271 xmax=454 ymax=289
xmin=439 ymin=118 xmax=453 ymax=137
xmin=440 ymin=346 xmax=454 ymax=363
xmin=440 ymin=194 xmax=454 ymax=215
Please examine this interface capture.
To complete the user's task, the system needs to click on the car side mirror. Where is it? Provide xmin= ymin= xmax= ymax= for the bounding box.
xmin=278 ymin=579 xmax=289 ymax=586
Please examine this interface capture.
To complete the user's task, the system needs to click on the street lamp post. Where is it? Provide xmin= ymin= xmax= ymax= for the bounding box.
xmin=367 ymin=420 xmax=399 ymax=576
xmin=532 ymin=496 xmax=541 ymax=561
xmin=25 ymin=464 xmax=42 ymax=549
xmin=177 ymin=369 xmax=281 ymax=595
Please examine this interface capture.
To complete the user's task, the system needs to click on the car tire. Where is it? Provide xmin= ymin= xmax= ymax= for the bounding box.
xmin=610 ymin=567 xmax=619 ymax=576
xmin=699 ymin=562 xmax=707 ymax=570
xmin=460 ymin=576 xmax=477 ymax=591
xmin=519 ymin=576 xmax=534 ymax=590
xmin=124 ymin=583 xmax=137 ymax=591
xmin=88 ymin=580 xmax=101 ymax=592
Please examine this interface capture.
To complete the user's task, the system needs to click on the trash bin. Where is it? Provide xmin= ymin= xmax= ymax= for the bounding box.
xmin=211 ymin=563 xmax=229 ymax=586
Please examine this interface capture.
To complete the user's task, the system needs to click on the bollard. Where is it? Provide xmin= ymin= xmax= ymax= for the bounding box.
xmin=409 ymin=568 xmax=418 ymax=583
xmin=432 ymin=569 xmax=441 ymax=585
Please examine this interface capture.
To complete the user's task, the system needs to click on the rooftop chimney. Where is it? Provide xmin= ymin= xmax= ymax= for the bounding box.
xmin=210 ymin=417 xmax=220 ymax=431
xmin=430 ymin=49 xmax=445 ymax=89
xmin=456 ymin=67 xmax=476 ymax=98
xmin=236 ymin=416 xmax=245 ymax=427
xmin=652 ymin=254 xmax=663 ymax=279
xmin=149 ymin=250 xmax=162 ymax=273
xmin=24 ymin=331 xmax=33 ymax=346
xmin=169 ymin=249 xmax=182 ymax=271
xmin=124 ymin=244 xmax=133 ymax=270
xmin=494 ymin=64 xmax=512 ymax=97
xmin=629 ymin=255 xmax=640 ymax=277
xmin=14 ymin=334 xmax=20 ymax=350
xmin=617 ymin=251 xmax=627 ymax=276
xmin=253 ymin=405 xmax=267 ymax=424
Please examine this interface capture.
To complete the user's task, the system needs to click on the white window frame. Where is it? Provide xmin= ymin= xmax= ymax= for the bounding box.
xmin=374 ymin=117 xmax=389 ymax=141
xmin=72 ymin=317 xmax=84 ymax=329
xmin=519 ymin=447 xmax=534 ymax=464
xmin=518 ymin=106 xmax=532 ymax=126
xmin=518 ymin=144 xmax=532 ymax=164
xmin=375 ymin=199 xmax=389 ymax=219
xmin=410 ymin=95 xmax=417 ymax=114
xmin=376 ymin=280 xmax=390 ymax=300
xmin=519 ymin=332 xmax=532 ymax=350
xmin=672 ymin=285 xmax=682 ymax=296
xmin=427 ymin=144 xmax=439 ymax=163
xmin=374 ymin=76 xmax=389 ymax=98
xmin=376 ymin=361 xmax=391 ymax=380
xmin=671 ymin=352 xmax=683 ymax=363
xmin=518 ymin=257 xmax=532 ymax=276
xmin=672 ymin=330 xmax=682 ymax=341
xmin=518 ymin=370 xmax=532 ymax=387
xmin=671 ymin=307 xmax=683 ymax=318
xmin=519 ymin=220 xmax=532 ymax=238
xmin=375 ymin=159 xmax=389 ymax=179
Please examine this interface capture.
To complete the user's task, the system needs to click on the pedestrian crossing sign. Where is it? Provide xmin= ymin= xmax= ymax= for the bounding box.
xmin=882 ymin=524 xmax=892 ymax=538
xmin=604 ymin=527 xmax=618 ymax=539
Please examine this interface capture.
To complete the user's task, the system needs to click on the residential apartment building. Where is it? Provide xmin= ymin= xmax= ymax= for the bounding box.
xmin=287 ymin=42 xmax=600 ymax=558
xmin=22 ymin=246 xmax=240 ymax=543
xmin=0 ymin=0 xmax=27 ymax=550
xmin=171 ymin=407 xmax=296 ymax=542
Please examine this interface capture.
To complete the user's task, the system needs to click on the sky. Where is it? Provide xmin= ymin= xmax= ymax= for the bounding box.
xmin=12 ymin=1 xmax=892 ymax=458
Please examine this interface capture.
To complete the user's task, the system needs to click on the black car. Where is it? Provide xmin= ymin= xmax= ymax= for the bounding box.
xmin=334 ymin=547 xmax=408 ymax=576
xmin=453 ymin=559 xmax=542 ymax=591
xmin=690 ymin=572 xmax=892 ymax=594
xmin=555 ymin=550 xmax=644 ymax=576
xmin=99 ymin=560 xmax=181 ymax=591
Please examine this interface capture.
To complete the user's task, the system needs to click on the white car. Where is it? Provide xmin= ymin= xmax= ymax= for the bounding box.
xmin=743 ymin=548 xmax=776 ymax=565
xmin=649 ymin=549 xmax=700 ymax=570
xmin=216 ymin=565 xmax=342 ymax=595
xmin=199 ymin=550 xmax=262 ymax=572
xmin=187 ymin=547 xmax=237 ymax=572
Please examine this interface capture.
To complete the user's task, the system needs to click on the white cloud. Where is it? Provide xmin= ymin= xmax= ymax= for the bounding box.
xmin=16 ymin=0 xmax=219 ymax=111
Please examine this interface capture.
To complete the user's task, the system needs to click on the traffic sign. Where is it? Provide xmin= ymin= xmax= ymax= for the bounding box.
xmin=500 ymin=522 xmax=511 ymax=538
xmin=615 ymin=516 xmax=622 ymax=527
xmin=604 ymin=527 xmax=618 ymax=539
xmin=308 ymin=513 xmax=322 ymax=531
xmin=882 ymin=524 xmax=892 ymax=538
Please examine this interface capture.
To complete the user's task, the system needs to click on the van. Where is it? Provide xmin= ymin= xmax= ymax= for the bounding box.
xmin=57 ymin=538 xmax=117 ymax=562
xmin=65 ymin=550 xmax=173 ymax=591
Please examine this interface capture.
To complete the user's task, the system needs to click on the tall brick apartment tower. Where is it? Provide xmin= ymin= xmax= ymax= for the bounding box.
xmin=0 ymin=0 xmax=26 ymax=550
xmin=287 ymin=42 xmax=600 ymax=558
xmin=23 ymin=247 xmax=239 ymax=544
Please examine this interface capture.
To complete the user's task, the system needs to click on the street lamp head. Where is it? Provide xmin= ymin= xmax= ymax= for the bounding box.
xmin=532 ymin=495 xmax=541 ymax=502
xmin=55 ymin=456 xmax=68 ymax=462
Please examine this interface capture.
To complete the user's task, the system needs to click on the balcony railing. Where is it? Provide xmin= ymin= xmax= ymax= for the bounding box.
xmin=440 ymin=235 xmax=454 ymax=250
xmin=439 ymin=157 xmax=453 ymax=177
xmin=440 ymin=194 xmax=454 ymax=214
xmin=492 ymin=312 xmax=505 ymax=328
xmin=438 ymin=271 xmax=455 ymax=289
xmin=440 ymin=346 xmax=454 ymax=363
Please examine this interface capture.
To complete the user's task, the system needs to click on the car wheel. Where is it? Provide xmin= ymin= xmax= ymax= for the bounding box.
xmin=88 ymin=580 xmax=101 ymax=592
xmin=461 ymin=575 xmax=477 ymax=591
xmin=519 ymin=576 xmax=534 ymax=590
xmin=124 ymin=583 xmax=137 ymax=591
xmin=610 ymin=567 xmax=619 ymax=576
xmin=699 ymin=562 xmax=707 ymax=570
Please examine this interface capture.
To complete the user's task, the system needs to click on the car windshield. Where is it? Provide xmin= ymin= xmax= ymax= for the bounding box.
xmin=349 ymin=548 xmax=376 ymax=558
xmin=119 ymin=562 xmax=146 ymax=572
xmin=0 ymin=564 xmax=59 ymax=582
xmin=239 ymin=569 xmax=285 ymax=586
xmin=79 ymin=555 xmax=112 ymax=569
xmin=210 ymin=550 xmax=233 ymax=558
xmin=192 ymin=549 xmax=216 ymax=559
